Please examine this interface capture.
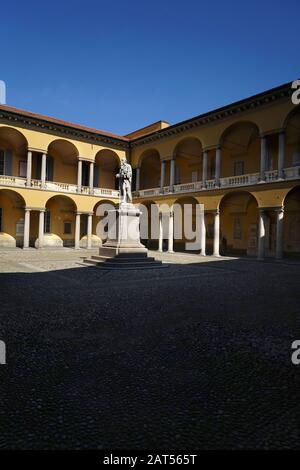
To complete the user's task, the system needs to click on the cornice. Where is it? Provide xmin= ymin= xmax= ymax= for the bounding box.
xmin=130 ymin=82 xmax=293 ymax=148
xmin=0 ymin=109 xmax=130 ymax=150
xmin=0 ymin=81 xmax=294 ymax=152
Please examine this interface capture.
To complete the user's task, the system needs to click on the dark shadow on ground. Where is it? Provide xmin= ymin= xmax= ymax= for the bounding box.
xmin=1 ymin=258 xmax=300 ymax=449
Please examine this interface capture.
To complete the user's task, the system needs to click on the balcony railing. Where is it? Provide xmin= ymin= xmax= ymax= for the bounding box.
xmin=134 ymin=166 xmax=300 ymax=198
xmin=284 ymin=166 xmax=300 ymax=179
xmin=0 ymin=175 xmax=120 ymax=198
xmin=1 ymin=166 xmax=300 ymax=200
xmin=220 ymin=173 xmax=260 ymax=187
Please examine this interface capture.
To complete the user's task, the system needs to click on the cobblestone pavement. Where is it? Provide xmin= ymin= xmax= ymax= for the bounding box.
xmin=1 ymin=249 xmax=300 ymax=449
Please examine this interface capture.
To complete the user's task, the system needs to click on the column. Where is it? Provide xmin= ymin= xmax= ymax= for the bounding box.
xmin=89 ymin=162 xmax=94 ymax=193
xmin=41 ymin=153 xmax=47 ymax=185
xmin=37 ymin=209 xmax=45 ymax=248
xmin=260 ymin=135 xmax=267 ymax=181
xmin=170 ymin=158 xmax=175 ymax=189
xmin=168 ymin=208 xmax=174 ymax=253
xmin=136 ymin=167 xmax=140 ymax=191
xmin=77 ymin=160 xmax=82 ymax=192
xmin=158 ymin=212 xmax=163 ymax=252
xmin=26 ymin=150 xmax=32 ymax=186
xmin=200 ymin=209 xmax=206 ymax=256
xmin=202 ymin=150 xmax=208 ymax=187
xmin=23 ymin=208 xmax=31 ymax=248
xmin=215 ymin=146 xmax=221 ymax=186
xmin=160 ymin=160 xmax=166 ymax=191
xmin=258 ymin=209 xmax=266 ymax=260
xmin=278 ymin=131 xmax=286 ymax=180
xmin=275 ymin=207 xmax=284 ymax=260
xmin=87 ymin=213 xmax=93 ymax=249
xmin=75 ymin=212 xmax=81 ymax=249
xmin=213 ymin=210 xmax=220 ymax=257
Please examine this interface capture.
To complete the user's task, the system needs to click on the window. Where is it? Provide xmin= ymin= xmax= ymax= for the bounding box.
xmin=0 ymin=208 xmax=2 ymax=231
xmin=0 ymin=150 xmax=4 ymax=175
xmin=64 ymin=221 xmax=72 ymax=234
xmin=233 ymin=216 xmax=242 ymax=240
xmin=44 ymin=211 xmax=51 ymax=233
xmin=19 ymin=161 xmax=27 ymax=177
xmin=16 ymin=218 xmax=24 ymax=236
xmin=234 ymin=161 xmax=244 ymax=176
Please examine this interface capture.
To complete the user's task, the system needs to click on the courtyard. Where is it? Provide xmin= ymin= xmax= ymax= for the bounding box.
xmin=1 ymin=249 xmax=300 ymax=449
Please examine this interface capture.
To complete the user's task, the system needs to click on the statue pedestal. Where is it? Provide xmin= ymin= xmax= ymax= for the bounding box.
xmin=84 ymin=202 xmax=165 ymax=269
xmin=99 ymin=202 xmax=147 ymax=257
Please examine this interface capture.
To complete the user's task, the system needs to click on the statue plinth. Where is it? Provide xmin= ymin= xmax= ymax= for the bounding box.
xmin=98 ymin=202 xmax=148 ymax=257
xmin=84 ymin=158 xmax=165 ymax=268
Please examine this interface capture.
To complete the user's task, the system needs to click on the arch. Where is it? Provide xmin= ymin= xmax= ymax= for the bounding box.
xmin=92 ymin=199 xmax=117 ymax=244
xmin=0 ymin=127 xmax=28 ymax=178
xmin=283 ymin=108 xmax=300 ymax=168
xmin=283 ymin=185 xmax=300 ymax=256
xmin=137 ymin=148 xmax=161 ymax=168
xmin=173 ymin=137 xmax=203 ymax=185
xmin=44 ymin=195 xmax=77 ymax=247
xmin=94 ymin=149 xmax=120 ymax=190
xmin=173 ymin=196 xmax=201 ymax=253
xmin=139 ymin=149 xmax=161 ymax=190
xmin=219 ymin=121 xmax=260 ymax=178
xmin=219 ymin=190 xmax=259 ymax=256
xmin=0 ymin=126 xmax=28 ymax=150
xmin=47 ymin=139 xmax=79 ymax=185
xmin=0 ymin=188 xmax=26 ymax=247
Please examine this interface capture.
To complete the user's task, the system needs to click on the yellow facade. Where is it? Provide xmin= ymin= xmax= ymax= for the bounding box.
xmin=0 ymin=81 xmax=299 ymax=257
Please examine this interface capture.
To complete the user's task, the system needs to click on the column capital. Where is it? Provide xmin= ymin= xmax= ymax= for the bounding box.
xmin=27 ymin=147 xmax=47 ymax=154
xmin=259 ymin=133 xmax=268 ymax=139
xmin=79 ymin=211 xmax=93 ymax=216
xmin=204 ymin=208 xmax=219 ymax=215
xmin=274 ymin=205 xmax=285 ymax=214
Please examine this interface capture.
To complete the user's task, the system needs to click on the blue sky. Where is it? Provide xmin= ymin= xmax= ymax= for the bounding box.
xmin=1 ymin=0 xmax=299 ymax=135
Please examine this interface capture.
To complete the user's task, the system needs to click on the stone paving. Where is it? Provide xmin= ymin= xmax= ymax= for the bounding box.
xmin=1 ymin=249 xmax=300 ymax=449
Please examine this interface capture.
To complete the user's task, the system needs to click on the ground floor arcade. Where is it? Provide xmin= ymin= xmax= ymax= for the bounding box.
xmin=0 ymin=184 xmax=299 ymax=260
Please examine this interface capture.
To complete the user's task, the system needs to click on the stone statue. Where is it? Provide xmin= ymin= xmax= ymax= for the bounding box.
xmin=116 ymin=157 xmax=132 ymax=203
